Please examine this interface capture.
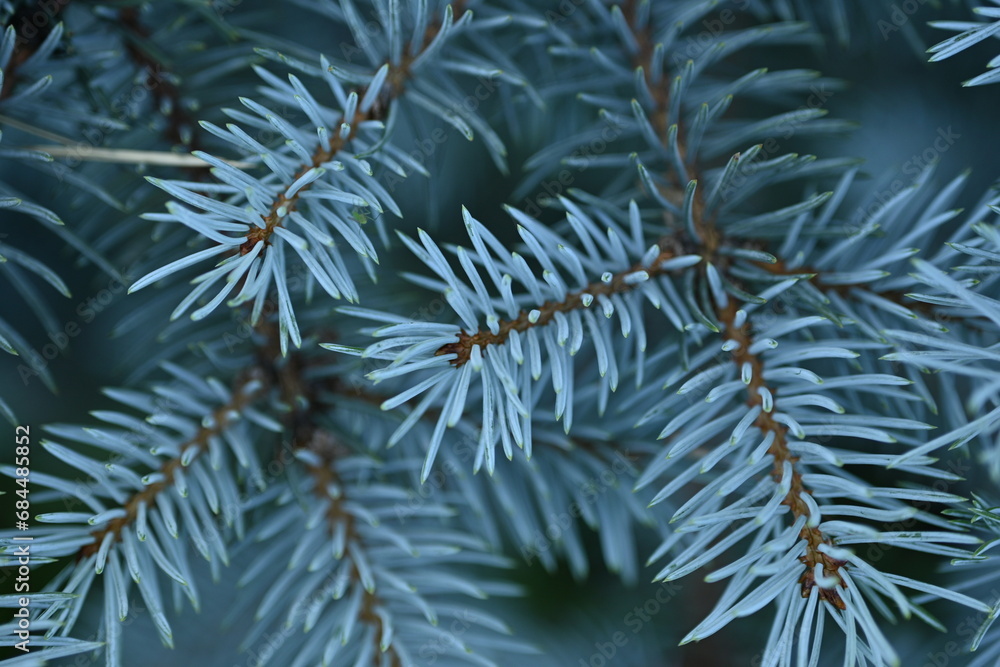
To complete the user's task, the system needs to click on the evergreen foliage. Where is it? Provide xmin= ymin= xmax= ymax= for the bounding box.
xmin=0 ymin=1 xmax=999 ymax=665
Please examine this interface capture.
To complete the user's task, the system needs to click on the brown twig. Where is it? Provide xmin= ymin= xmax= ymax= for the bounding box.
xmin=623 ymin=0 xmax=719 ymax=252
xmin=436 ymin=236 xmax=684 ymax=366
xmin=717 ymin=299 xmax=847 ymax=607
xmin=757 ymin=257 xmax=993 ymax=330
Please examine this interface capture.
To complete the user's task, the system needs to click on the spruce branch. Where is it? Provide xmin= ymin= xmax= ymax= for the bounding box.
xmin=241 ymin=1 xmax=469 ymax=257
xmin=716 ymin=298 xmax=847 ymax=608
xmin=77 ymin=371 xmax=267 ymax=559
xmin=620 ymin=0 xmax=720 ymax=250
xmin=129 ymin=0 xmax=512 ymax=354
xmin=300 ymin=429 xmax=404 ymax=667
xmin=278 ymin=377 xmax=403 ymax=664
xmin=614 ymin=0 xmax=848 ymax=607
xmin=233 ymin=323 xmax=522 ymax=665
xmin=757 ymin=256 xmax=994 ymax=330
xmin=0 ymin=361 xmax=278 ymax=661
xmin=436 ymin=233 xmax=683 ymax=366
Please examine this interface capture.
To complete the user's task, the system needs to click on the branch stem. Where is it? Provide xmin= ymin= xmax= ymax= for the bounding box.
xmin=77 ymin=373 xmax=267 ymax=559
